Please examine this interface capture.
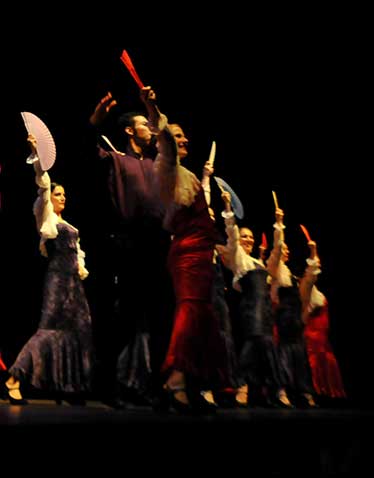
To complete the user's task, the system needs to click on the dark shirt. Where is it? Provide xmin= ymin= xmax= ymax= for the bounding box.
xmin=88 ymin=138 xmax=165 ymax=233
xmin=107 ymin=146 xmax=164 ymax=227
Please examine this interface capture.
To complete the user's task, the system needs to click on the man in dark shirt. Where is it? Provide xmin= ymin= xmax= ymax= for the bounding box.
xmin=85 ymin=92 xmax=174 ymax=408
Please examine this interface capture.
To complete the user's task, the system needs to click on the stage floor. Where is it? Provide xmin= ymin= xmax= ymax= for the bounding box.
xmin=1 ymin=398 xmax=371 ymax=475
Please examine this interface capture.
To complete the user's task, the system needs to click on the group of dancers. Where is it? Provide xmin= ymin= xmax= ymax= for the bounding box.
xmin=0 ymin=82 xmax=346 ymax=413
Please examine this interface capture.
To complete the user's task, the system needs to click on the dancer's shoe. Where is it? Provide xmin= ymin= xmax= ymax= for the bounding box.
xmin=3 ymin=383 xmax=28 ymax=405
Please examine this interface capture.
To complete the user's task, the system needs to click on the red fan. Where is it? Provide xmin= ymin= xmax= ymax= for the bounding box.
xmin=21 ymin=112 xmax=56 ymax=171
xmin=120 ymin=50 xmax=144 ymax=89
xmin=261 ymin=232 xmax=268 ymax=249
xmin=300 ymin=224 xmax=312 ymax=242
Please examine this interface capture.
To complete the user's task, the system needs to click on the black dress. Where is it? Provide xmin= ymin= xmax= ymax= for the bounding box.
xmin=275 ymin=277 xmax=315 ymax=396
xmin=238 ymin=267 xmax=284 ymax=398
xmin=9 ymin=222 xmax=93 ymax=393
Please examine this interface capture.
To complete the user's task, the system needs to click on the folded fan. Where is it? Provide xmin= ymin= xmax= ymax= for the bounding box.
xmin=120 ymin=49 xmax=145 ymax=89
xmin=207 ymin=140 xmax=216 ymax=166
xmin=300 ymin=224 xmax=312 ymax=242
xmin=272 ymin=190 xmax=279 ymax=210
xmin=261 ymin=232 xmax=268 ymax=249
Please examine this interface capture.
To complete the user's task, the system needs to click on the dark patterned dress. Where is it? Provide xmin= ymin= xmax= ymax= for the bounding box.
xmin=211 ymin=255 xmax=240 ymax=389
xmin=9 ymin=222 xmax=93 ymax=393
xmin=8 ymin=162 xmax=93 ymax=394
xmin=237 ymin=268 xmax=283 ymax=397
xmin=222 ymin=211 xmax=284 ymax=401
xmin=275 ymin=278 xmax=315 ymax=396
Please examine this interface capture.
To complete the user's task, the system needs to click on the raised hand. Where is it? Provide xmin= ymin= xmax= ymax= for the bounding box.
xmin=222 ymin=190 xmax=232 ymax=212
xmin=27 ymin=133 xmax=37 ymax=155
xmin=202 ymin=161 xmax=214 ymax=178
xmin=308 ymin=240 xmax=320 ymax=264
xmin=275 ymin=207 xmax=284 ymax=225
xmin=89 ymin=91 xmax=117 ymax=126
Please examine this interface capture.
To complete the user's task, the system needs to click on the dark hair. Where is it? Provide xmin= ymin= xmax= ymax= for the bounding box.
xmin=117 ymin=111 xmax=144 ymax=130
xmin=51 ymin=182 xmax=63 ymax=192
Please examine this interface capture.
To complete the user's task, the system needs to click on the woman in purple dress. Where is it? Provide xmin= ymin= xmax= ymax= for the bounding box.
xmin=3 ymin=134 xmax=93 ymax=405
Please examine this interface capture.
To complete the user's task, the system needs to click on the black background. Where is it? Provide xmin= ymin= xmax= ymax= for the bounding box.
xmin=0 ymin=42 xmax=369 ymax=406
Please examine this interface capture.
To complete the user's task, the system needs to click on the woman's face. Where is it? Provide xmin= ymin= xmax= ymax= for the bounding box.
xmin=51 ymin=185 xmax=66 ymax=215
xmin=281 ymin=243 xmax=290 ymax=262
xmin=239 ymin=227 xmax=254 ymax=255
xmin=169 ymin=124 xmax=189 ymax=160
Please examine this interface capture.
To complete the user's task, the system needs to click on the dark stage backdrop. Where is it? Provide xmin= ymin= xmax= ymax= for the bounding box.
xmin=0 ymin=45 xmax=367 ymax=405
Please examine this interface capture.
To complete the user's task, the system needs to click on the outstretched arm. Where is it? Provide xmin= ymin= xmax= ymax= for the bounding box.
xmin=27 ymin=134 xmax=58 ymax=247
xmin=139 ymin=86 xmax=178 ymax=204
xmin=140 ymin=86 xmax=176 ymax=162
xmin=201 ymin=161 xmax=215 ymax=219
xmin=201 ymin=161 xmax=214 ymax=201
xmin=140 ymin=86 xmax=200 ymax=207
xmin=220 ymin=190 xmax=240 ymax=271
xmin=267 ymin=208 xmax=285 ymax=278
xmin=89 ymin=91 xmax=117 ymax=127
xmin=300 ymin=240 xmax=322 ymax=321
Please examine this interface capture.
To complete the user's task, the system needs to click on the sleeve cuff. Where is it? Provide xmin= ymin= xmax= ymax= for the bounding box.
xmin=273 ymin=222 xmax=286 ymax=231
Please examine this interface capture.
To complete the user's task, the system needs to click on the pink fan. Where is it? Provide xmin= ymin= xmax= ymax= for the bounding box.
xmin=21 ymin=112 xmax=56 ymax=171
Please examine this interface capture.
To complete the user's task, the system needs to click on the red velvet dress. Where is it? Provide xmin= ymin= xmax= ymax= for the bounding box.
xmin=162 ymin=189 xmax=227 ymax=388
xmin=304 ymin=300 xmax=346 ymax=398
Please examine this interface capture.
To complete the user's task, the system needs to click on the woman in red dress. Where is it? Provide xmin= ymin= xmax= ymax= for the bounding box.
xmin=141 ymin=87 xmax=227 ymax=413
xmin=300 ymin=240 xmax=346 ymax=400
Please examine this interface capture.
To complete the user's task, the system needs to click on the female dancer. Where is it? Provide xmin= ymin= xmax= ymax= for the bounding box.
xmin=3 ymin=134 xmax=93 ymax=405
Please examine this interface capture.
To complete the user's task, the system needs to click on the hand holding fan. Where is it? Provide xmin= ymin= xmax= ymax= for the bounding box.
xmin=21 ymin=112 xmax=56 ymax=171
xmin=300 ymin=224 xmax=319 ymax=260
xmin=214 ymin=176 xmax=244 ymax=219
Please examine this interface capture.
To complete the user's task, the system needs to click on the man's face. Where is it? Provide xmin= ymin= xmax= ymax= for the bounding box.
xmin=128 ymin=115 xmax=153 ymax=146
